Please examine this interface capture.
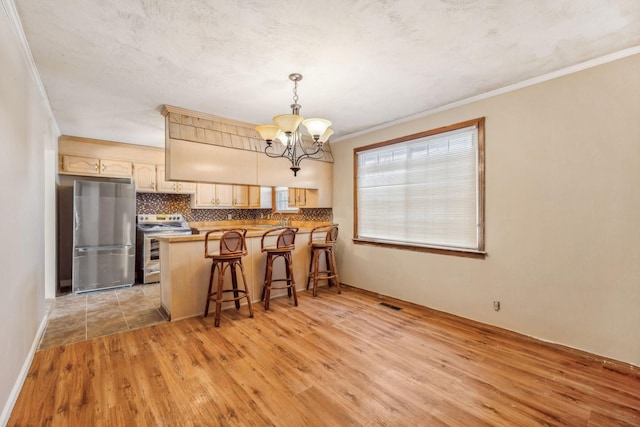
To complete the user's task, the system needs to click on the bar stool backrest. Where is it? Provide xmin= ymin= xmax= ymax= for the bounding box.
xmin=309 ymin=224 xmax=339 ymax=245
xmin=205 ymin=228 xmax=248 ymax=258
xmin=221 ymin=230 xmax=247 ymax=255
xmin=260 ymin=227 xmax=299 ymax=252
xmin=277 ymin=228 xmax=297 ymax=249
xmin=325 ymin=225 xmax=339 ymax=243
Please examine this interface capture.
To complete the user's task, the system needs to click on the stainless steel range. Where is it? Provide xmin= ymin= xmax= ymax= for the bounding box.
xmin=136 ymin=214 xmax=191 ymax=284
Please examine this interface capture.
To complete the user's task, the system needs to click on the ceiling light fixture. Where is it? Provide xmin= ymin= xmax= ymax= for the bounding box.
xmin=255 ymin=73 xmax=333 ymax=176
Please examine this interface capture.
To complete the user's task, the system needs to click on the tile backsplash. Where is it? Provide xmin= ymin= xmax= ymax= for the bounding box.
xmin=136 ymin=193 xmax=332 ymax=222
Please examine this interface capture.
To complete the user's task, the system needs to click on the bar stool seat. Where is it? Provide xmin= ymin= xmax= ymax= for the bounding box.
xmin=261 ymin=227 xmax=299 ymax=310
xmin=307 ymin=224 xmax=340 ymax=297
xmin=204 ymin=228 xmax=253 ymax=327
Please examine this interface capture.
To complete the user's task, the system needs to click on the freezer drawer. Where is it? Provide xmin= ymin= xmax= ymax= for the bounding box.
xmin=72 ymin=246 xmax=135 ymax=293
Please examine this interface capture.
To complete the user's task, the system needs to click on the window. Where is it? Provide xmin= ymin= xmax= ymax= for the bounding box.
xmin=354 ymin=118 xmax=485 ymax=255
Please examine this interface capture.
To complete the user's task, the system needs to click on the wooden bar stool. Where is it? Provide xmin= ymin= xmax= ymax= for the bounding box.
xmin=260 ymin=227 xmax=299 ymax=310
xmin=204 ymin=228 xmax=254 ymax=327
xmin=307 ymin=224 xmax=340 ymax=297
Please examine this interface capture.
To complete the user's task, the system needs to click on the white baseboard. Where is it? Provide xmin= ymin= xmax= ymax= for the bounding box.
xmin=0 ymin=314 xmax=48 ymax=426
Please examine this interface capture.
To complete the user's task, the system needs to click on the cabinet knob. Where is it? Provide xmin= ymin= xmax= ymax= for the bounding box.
xmin=101 ymin=163 xmax=106 ymax=172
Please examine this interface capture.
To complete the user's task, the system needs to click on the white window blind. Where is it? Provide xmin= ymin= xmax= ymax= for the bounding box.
xmin=356 ymin=122 xmax=482 ymax=251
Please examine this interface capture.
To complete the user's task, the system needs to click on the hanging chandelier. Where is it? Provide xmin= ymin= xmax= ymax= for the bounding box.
xmin=255 ymin=73 xmax=333 ymax=176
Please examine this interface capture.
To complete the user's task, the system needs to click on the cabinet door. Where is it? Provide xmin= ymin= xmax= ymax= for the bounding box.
xmin=215 ymin=184 xmax=234 ymax=207
xmin=288 ymin=188 xmax=306 ymax=207
xmin=296 ymin=188 xmax=306 ymax=207
xmin=248 ymin=186 xmax=261 ymax=208
xmin=177 ymin=181 xmax=196 ymax=194
xmin=233 ymin=185 xmax=249 ymax=207
xmin=61 ymin=155 xmax=100 ymax=176
xmin=193 ymin=183 xmax=216 ymax=208
xmin=100 ymin=159 xmax=132 ymax=178
xmin=134 ymin=163 xmax=157 ymax=192
xmin=156 ymin=165 xmax=178 ymax=193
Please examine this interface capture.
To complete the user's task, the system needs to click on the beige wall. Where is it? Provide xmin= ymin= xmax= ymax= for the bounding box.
xmin=0 ymin=3 xmax=58 ymax=422
xmin=332 ymin=54 xmax=640 ymax=366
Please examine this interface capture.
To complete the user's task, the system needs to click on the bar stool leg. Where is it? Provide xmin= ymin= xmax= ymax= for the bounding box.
xmin=230 ymin=263 xmax=241 ymax=310
xmin=312 ymin=249 xmax=321 ymax=297
xmin=204 ymin=262 xmax=217 ymax=317
xmin=286 ymin=252 xmax=298 ymax=306
xmin=214 ymin=262 xmax=226 ymax=327
xmin=324 ymin=251 xmax=333 ymax=288
xmin=238 ymin=260 xmax=254 ymax=318
xmin=284 ymin=254 xmax=292 ymax=297
xmin=307 ymin=250 xmax=314 ymax=291
xmin=264 ymin=254 xmax=274 ymax=310
xmin=263 ymin=253 xmax=273 ymax=302
xmin=329 ymin=248 xmax=341 ymax=294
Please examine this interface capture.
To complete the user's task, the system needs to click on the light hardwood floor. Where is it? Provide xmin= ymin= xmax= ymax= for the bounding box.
xmin=9 ymin=286 xmax=640 ymax=426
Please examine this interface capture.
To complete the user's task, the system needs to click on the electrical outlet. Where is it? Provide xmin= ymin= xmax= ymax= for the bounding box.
xmin=493 ymin=301 xmax=501 ymax=311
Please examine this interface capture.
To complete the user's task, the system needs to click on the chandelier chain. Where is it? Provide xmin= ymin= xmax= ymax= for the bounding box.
xmin=292 ymin=79 xmax=299 ymax=104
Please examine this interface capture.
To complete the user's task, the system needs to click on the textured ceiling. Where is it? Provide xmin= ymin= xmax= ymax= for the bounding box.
xmin=13 ymin=0 xmax=640 ymax=147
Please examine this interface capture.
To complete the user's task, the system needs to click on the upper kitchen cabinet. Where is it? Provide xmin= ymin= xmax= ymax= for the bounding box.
xmin=288 ymin=187 xmax=306 ymax=207
xmin=133 ymin=163 xmax=196 ymax=194
xmin=249 ymin=186 xmax=261 ymax=208
xmin=192 ymin=183 xmax=234 ymax=208
xmin=60 ymin=155 xmax=132 ymax=178
xmin=233 ymin=185 xmax=249 ymax=208
xmin=156 ymin=165 xmax=196 ymax=194
xmin=133 ymin=163 xmax=157 ymax=192
xmin=58 ymin=135 xmax=164 ymax=180
xmin=192 ymin=184 xmax=263 ymax=209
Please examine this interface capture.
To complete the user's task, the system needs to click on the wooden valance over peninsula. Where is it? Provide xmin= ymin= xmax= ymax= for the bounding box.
xmin=162 ymin=105 xmax=333 ymax=192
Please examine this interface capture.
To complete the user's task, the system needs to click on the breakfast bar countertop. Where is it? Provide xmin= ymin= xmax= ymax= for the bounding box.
xmin=157 ymin=220 xmax=333 ymax=243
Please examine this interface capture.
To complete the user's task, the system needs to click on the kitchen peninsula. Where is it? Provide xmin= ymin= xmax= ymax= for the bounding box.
xmin=158 ymin=223 xmax=332 ymax=321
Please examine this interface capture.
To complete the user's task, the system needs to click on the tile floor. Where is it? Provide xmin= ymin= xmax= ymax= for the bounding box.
xmin=39 ymin=284 xmax=167 ymax=350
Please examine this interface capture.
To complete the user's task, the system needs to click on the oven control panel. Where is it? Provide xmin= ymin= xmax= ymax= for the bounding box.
xmin=137 ymin=214 xmax=185 ymax=223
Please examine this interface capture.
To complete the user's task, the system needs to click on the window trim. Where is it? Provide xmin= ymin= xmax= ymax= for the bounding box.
xmin=353 ymin=117 xmax=486 ymax=257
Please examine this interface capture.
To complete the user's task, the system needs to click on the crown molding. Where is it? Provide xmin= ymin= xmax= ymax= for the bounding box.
xmin=335 ymin=46 xmax=640 ymax=143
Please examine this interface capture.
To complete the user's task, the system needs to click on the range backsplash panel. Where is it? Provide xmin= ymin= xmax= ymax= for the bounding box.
xmin=136 ymin=193 xmax=332 ymax=222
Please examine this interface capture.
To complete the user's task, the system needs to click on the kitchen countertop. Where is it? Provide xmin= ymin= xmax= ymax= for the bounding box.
xmin=157 ymin=221 xmax=332 ymax=243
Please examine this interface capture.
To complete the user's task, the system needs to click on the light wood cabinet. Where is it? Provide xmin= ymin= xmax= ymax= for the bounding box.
xmin=60 ymin=155 xmax=132 ymax=178
xmin=133 ymin=163 xmax=195 ymax=194
xmin=231 ymin=185 xmax=262 ymax=208
xmin=249 ymin=186 xmax=261 ymax=208
xmin=156 ymin=165 xmax=196 ymax=194
xmin=133 ymin=163 xmax=157 ymax=192
xmin=288 ymin=188 xmax=307 ymax=207
xmin=287 ymin=187 xmax=319 ymax=208
xmin=194 ymin=185 xmax=261 ymax=208
xmin=192 ymin=183 xmax=234 ymax=208
xmin=233 ymin=185 xmax=249 ymax=207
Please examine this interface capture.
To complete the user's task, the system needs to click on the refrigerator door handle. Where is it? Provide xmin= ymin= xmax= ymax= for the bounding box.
xmin=75 ymin=245 xmax=134 ymax=252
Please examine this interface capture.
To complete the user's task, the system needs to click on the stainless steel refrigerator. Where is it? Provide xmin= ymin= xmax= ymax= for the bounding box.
xmin=72 ymin=180 xmax=136 ymax=293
